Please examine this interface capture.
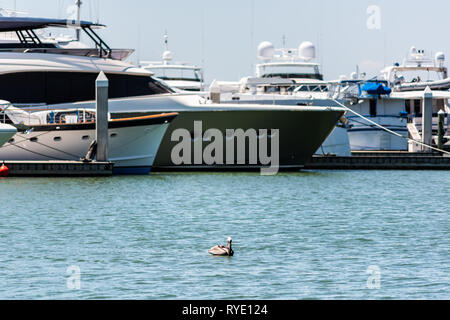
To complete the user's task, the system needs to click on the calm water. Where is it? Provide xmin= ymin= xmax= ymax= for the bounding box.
xmin=0 ymin=170 xmax=449 ymax=300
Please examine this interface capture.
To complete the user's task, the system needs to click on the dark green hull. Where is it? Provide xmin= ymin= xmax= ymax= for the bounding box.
xmin=150 ymin=108 xmax=344 ymax=171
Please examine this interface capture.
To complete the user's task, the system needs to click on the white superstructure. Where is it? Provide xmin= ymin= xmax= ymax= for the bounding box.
xmin=140 ymin=33 xmax=204 ymax=92
xmin=210 ymin=41 xmax=351 ymax=156
xmin=336 ymin=46 xmax=450 ymax=151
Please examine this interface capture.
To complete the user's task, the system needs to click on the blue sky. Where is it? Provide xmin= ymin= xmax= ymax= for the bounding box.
xmin=2 ymin=0 xmax=450 ymax=83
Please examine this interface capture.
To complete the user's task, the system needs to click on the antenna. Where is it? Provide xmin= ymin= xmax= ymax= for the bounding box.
xmin=164 ymin=31 xmax=169 ymax=51
xmin=282 ymin=35 xmax=286 ymax=49
xmin=250 ymin=0 xmax=255 ymax=76
xmin=162 ymin=31 xmax=172 ymax=65
xmin=76 ymin=0 xmax=82 ymax=41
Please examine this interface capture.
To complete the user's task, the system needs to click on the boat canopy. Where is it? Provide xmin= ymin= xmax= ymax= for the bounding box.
xmin=0 ymin=17 xmax=120 ymax=59
xmin=0 ymin=17 xmax=104 ymax=32
xmin=362 ymin=82 xmax=392 ymax=95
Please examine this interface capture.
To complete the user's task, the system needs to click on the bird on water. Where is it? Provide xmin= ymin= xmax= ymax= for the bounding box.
xmin=208 ymin=237 xmax=234 ymax=256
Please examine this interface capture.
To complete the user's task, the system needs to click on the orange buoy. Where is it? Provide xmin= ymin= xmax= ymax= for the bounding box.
xmin=0 ymin=163 xmax=9 ymax=177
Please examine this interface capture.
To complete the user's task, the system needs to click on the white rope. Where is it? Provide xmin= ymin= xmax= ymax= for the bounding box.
xmin=331 ymin=99 xmax=450 ymax=156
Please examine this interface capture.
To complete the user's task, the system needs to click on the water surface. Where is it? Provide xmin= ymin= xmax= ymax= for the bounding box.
xmin=0 ymin=170 xmax=449 ymax=299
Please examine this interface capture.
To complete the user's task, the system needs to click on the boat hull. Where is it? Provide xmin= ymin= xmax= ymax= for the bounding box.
xmin=22 ymin=94 xmax=345 ymax=171
xmin=220 ymin=97 xmax=351 ymax=156
xmin=149 ymin=109 xmax=345 ymax=170
xmin=347 ymin=115 xmax=409 ymax=151
xmin=0 ymin=121 xmax=171 ymax=174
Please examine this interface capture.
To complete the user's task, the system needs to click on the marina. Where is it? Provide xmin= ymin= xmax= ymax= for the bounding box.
xmin=0 ymin=0 xmax=449 ymax=304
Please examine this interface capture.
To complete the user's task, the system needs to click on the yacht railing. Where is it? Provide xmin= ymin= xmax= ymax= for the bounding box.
xmin=0 ymin=103 xmax=97 ymax=127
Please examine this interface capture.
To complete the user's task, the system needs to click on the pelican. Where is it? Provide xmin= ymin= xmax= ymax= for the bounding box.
xmin=208 ymin=237 xmax=234 ymax=256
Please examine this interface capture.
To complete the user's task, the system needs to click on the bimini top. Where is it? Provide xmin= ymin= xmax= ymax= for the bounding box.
xmin=0 ymin=17 xmax=133 ymax=60
xmin=0 ymin=17 xmax=105 ymax=32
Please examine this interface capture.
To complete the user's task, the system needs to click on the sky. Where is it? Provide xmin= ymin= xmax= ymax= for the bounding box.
xmin=1 ymin=0 xmax=450 ymax=84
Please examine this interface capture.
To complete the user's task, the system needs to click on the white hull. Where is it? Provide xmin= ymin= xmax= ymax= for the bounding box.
xmin=0 ymin=123 xmax=170 ymax=174
xmin=315 ymin=126 xmax=352 ymax=156
xmin=347 ymin=116 xmax=408 ymax=151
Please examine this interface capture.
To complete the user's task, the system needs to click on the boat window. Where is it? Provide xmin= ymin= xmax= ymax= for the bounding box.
xmin=82 ymin=135 xmax=90 ymax=140
xmin=260 ymin=65 xmax=323 ymax=80
xmin=150 ymin=68 xmax=201 ymax=82
xmin=0 ymin=71 xmax=173 ymax=105
xmin=265 ymin=86 xmax=280 ymax=93
xmin=30 ymin=137 xmax=38 ymax=142
xmin=54 ymin=137 xmax=62 ymax=142
xmin=298 ymin=86 xmax=309 ymax=92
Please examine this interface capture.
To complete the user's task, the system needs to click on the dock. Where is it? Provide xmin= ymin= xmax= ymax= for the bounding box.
xmin=3 ymin=161 xmax=114 ymax=177
xmin=305 ymin=152 xmax=450 ymax=170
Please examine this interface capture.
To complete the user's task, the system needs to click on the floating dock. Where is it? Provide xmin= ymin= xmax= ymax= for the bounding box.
xmin=3 ymin=161 xmax=114 ymax=177
xmin=305 ymin=151 xmax=450 ymax=170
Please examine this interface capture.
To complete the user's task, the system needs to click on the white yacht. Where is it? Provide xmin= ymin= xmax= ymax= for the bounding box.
xmin=0 ymin=17 xmax=346 ymax=171
xmin=209 ymin=41 xmax=351 ymax=156
xmin=140 ymin=34 xmax=204 ymax=92
xmin=0 ymin=103 xmax=176 ymax=174
xmin=335 ymin=47 xmax=450 ymax=151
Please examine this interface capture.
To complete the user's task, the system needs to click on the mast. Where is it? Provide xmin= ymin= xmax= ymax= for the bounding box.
xmin=76 ymin=0 xmax=82 ymax=41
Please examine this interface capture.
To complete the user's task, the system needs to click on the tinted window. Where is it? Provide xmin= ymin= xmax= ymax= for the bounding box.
xmin=0 ymin=71 xmax=173 ymax=105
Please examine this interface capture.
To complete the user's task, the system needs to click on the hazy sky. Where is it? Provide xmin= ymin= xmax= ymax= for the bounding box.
xmin=2 ymin=0 xmax=450 ymax=83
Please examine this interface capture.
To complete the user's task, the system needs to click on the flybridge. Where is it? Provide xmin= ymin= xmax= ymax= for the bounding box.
xmin=0 ymin=17 xmax=133 ymax=60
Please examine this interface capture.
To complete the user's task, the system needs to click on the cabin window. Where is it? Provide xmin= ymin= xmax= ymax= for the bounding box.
xmin=54 ymin=137 xmax=62 ymax=142
xmin=369 ymin=99 xmax=377 ymax=117
xmin=0 ymin=71 xmax=174 ymax=105
xmin=82 ymin=135 xmax=90 ymax=140
xmin=30 ymin=137 xmax=38 ymax=142
xmin=110 ymin=133 xmax=118 ymax=138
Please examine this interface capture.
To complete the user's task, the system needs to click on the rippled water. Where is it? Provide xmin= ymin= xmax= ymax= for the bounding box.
xmin=0 ymin=171 xmax=449 ymax=299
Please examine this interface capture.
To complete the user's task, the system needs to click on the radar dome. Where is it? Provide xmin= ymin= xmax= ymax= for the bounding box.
xmin=410 ymin=46 xmax=417 ymax=55
xmin=435 ymin=52 xmax=445 ymax=66
xmin=298 ymin=41 xmax=316 ymax=61
xmin=257 ymin=41 xmax=275 ymax=61
xmin=162 ymin=50 xmax=173 ymax=62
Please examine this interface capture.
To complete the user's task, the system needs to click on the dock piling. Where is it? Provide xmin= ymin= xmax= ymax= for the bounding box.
xmin=438 ymin=110 xmax=445 ymax=151
xmin=422 ymin=86 xmax=433 ymax=152
xmin=96 ymin=71 xmax=109 ymax=162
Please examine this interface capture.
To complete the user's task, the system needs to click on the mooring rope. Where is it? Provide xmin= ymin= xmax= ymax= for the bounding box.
xmin=331 ymin=99 xmax=450 ymax=156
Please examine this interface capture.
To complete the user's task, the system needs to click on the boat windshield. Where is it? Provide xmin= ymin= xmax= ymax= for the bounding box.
xmin=391 ymin=69 xmax=445 ymax=84
xmin=150 ymin=67 xmax=202 ymax=82
xmin=259 ymin=65 xmax=322 ymax=80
